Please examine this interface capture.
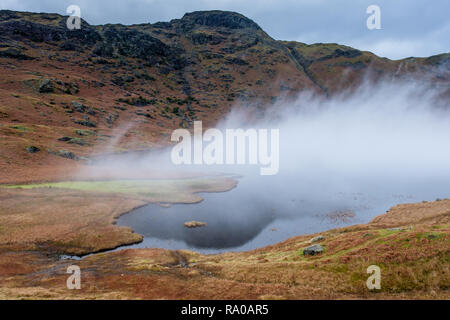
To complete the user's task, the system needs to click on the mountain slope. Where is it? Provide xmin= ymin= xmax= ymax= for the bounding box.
xmin=0 ymin=9 xmax=449 ymax=182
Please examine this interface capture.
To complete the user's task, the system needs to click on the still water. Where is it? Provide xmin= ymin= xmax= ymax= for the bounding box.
xmin=117 ymin=173 xmax=450 ymax=254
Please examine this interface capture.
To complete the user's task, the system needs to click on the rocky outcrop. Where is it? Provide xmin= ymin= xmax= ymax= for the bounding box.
xmin=0 ymin=10 xmax=100 ymax=45
xmin=100 ymin=25 xmax=186 ymax=69
xmin=0 ymin=47 xmax=34 ymax=60
xmin=180 ymin=10 xmax=262 ymax=31
xmin=0 ymin=8 xmax=448 ymax=112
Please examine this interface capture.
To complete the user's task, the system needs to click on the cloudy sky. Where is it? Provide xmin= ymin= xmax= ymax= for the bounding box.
xmin=1 ymin=0 xmax=449 ymax=60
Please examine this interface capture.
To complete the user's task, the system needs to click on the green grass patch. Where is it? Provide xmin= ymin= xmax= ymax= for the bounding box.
xmin=10 ymin=125 xmax=32 ymax=132
xmin=415 ymin=232 xmax=443 ymax=240
xmin=3 ymin=178 xmax=234 ymax=201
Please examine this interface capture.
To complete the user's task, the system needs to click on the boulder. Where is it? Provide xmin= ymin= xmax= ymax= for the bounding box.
xmin=303 ymin=244 xmax=323 ymax=256
xmin=184 ymin=221 xmax=207 ymax=228
xmin=310 ymin=235 xmax=324 ymax=243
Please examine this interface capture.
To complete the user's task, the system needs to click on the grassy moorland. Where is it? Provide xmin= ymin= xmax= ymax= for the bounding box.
xmin=0 ymin=178 xmax=448 ymax=299
xmin=0 ymin=177 xmax=237 ymax=256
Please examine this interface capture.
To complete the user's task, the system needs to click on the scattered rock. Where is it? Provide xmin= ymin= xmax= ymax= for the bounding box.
xmin=26 ymin=146 xmax=40 ymax=153
xmin=75 ymin=129 xmax=94 ymax=136
xmin=58 ymin=40 xmax=78 ymax=51
xmin=58 ymin=137 xmax=87 ymax=146
xmin=135 ymin=72 xmax=155 ymax=81
xmin=184 ymin=221 xmax=207 ymax=228
xmin=0 ymin=47 xmax=34 ymax=60
xmin=303 ymin=244 xmax=323 ymax=256
xmin=71 ymin=101 xmax=95 ymax=115
xmin=135 ymin=111 xmax=154 ymax=119
xmin=38 ymin=78 xmax=54 ymax=93
xmin=74 ymin=119 xmax=97 ymax=128
xmin=72 ymin=101 xmax=86 ymax=112
xmin=310 ymin=235 xmax=324 ymax=243
xmin=316 ymin=48 xmax=362 ymax=62
xmin=58 ymin=150 xmax=78 ymax=160
xmin=191 ymin=32 xmax=225 ymax=45
xmin=111 ymin=75 xmax=134 ymax=86
xmin=68 ymin=138 xmax=87 ymax=146
xmin=48 ymin=149 xmax=79 ymax=160
xmin=118 ymin=96 xmax=156 ymax=106
xmin=104 ymin=112 xmax=118 ymax=126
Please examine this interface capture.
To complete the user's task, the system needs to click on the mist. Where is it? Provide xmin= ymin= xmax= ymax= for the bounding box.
xmin=81 ymin=79 xmax=450 ymax=252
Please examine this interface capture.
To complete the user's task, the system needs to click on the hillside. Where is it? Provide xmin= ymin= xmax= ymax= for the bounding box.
xmin=1 ymin=9 xmax=450 ymax=182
